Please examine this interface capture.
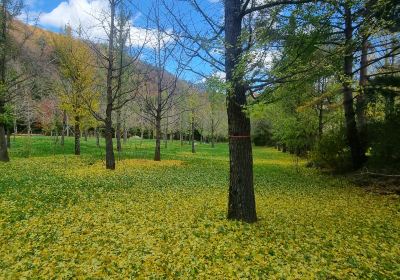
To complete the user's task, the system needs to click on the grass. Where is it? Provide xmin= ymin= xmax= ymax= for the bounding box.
xmin=0 ymin=136 xmax=399 ymax=279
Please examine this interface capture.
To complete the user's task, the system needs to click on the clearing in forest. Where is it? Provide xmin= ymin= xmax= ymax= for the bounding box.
xmin=0 ymin=137 xmax=399 ymax=279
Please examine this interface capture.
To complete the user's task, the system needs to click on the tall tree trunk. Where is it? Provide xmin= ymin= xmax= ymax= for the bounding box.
xmin=105 ymin=106 xmax=115 ymax=169
xmin=154 ymin=114 xmax=161 ymax=161
xmin=225 ymin=0 xmax=256 ymax=223
xmin=74 ymin=115 xmax=81 ymax=155
xmin=0 ymin=122 xmax=8 ymax=162
xmin=84 ymin=129 xmax=88 ymax=141
xmin=356 ymin=36 xmax=368 ymax=155
xmin=61 ymin=110 xmax=66 ymax=146
xmin=104 ymin=0 xmax=116 ymax=170
xmin=0 ymin=5 xmax=9 ymax=162
xmin=343 ymin=6 xmax=365 ymax=170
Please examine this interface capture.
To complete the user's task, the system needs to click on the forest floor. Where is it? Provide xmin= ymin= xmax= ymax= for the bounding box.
xmin=0 ymin=136 xmax=399 ymax=279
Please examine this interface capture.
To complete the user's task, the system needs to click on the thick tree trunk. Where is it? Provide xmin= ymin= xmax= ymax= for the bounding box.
xmin=105 ymin=106 xmax=115 ymax=169
xmin=74 ymin=115 xmax=81 ymax=155
xmin=343 ymin=6 xmax=365 ymax=170
xmin=154 ymin=115 xmax=161 ymax=161
xmin=104 ymin=0 xmax=116 ymax=170
xmin=225 ymin=0 xmax=256 ymax=223
xmin=0 ymin=122 xmax=8 ymax=162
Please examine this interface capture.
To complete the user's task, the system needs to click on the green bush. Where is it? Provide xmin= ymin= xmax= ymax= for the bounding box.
xmin=310 ymin=127 xmax=352 ymax=172
xmin=252 ymin=119 xmax=274 ymax=146
xmin=368 ymin=111 xmax=400 ymax=170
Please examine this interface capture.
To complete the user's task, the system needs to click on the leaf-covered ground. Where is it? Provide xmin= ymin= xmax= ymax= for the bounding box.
xmin=0 ymin=137 xmax=399 ymax=279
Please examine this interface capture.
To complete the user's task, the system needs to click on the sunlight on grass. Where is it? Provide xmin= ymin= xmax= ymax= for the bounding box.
xmin=0 ymin=137 xmax=399 ymax=279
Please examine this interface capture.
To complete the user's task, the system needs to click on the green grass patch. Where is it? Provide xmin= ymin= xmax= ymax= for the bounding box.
xmin=0 ymin=136 xmax=399 ymax=279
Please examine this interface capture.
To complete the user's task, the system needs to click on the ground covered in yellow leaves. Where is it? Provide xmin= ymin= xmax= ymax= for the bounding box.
xmin=0 ymin=137 xmax=399 ymax=279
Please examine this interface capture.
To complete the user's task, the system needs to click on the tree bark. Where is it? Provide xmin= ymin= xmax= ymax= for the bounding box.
xmin=0 ymin=122 xmax=8 ymax=162
xmin=154 ymin=114 xmax=161 ymax=161
xmin=343 ymin=6 xmax=365 ymax=170
xmin=225 ymin=0 xmax=256 ymax=223
xmin=104 ymin=0 xmax=116 ymax=170
xmin=74 ymin=115 xmax=81 ymax=155
xmin=105 ymin=105 xmax=115 ymax=169
xmin=0 ymin=5 xmax=9 ymax=162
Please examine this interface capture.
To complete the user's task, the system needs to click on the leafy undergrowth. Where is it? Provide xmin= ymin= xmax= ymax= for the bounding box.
xmin=0 ymin=137 xmax=399 ymax=279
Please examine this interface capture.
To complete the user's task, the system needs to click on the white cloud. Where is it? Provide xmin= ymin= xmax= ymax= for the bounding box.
xmin=38 ymin=0 xmax=161 ymax=47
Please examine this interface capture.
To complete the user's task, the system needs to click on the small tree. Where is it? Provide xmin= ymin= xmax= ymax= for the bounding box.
xmin=52 ymin=28 xmax=98 ymax=155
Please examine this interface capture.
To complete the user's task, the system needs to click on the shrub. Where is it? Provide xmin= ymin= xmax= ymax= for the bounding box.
xmin=368 ymin=111 xmax=400 ymax=170
xmin=310 ymin=127 xmax=352 ymax=172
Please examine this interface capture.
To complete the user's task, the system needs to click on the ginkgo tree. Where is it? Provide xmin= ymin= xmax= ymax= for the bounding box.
xmin=52 ymin=27 xmax=99 ymax=155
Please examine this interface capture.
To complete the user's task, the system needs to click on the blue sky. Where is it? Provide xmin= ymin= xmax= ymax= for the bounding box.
xmin=24 ymin=0 xmax=224 ymax=82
